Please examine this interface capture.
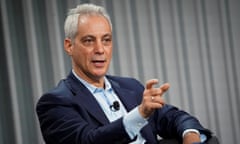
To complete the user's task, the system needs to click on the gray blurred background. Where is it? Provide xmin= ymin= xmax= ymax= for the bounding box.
xmin=0 ymin=0 xmax=239 ymax=143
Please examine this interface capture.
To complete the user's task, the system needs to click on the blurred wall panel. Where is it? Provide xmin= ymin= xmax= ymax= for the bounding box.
xmin=0 ymin=0 xmax=239 ymax=143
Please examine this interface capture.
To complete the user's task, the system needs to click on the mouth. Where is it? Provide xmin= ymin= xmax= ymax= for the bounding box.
xmin=92 ymin=59 xmax=106 ymax=63
xmin=91 ymin=59 xmax=106 ymax=67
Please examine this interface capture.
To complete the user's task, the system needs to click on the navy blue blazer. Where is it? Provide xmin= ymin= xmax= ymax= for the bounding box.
xmin=36 ymin=72 xmax=211 ymax=144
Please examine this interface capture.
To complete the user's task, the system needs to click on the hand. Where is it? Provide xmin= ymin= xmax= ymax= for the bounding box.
xmin=138 ymin=79 xmax=170 ymax=118
xmin=183 ymin=132 xmax=201 ymax=144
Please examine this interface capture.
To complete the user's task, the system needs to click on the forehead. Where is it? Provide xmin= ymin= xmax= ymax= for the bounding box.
xmin=77 ymin=15 xmax=112 ymax=36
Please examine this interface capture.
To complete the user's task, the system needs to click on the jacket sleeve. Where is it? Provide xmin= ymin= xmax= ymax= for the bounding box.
xmin=151 ymin=104 xmax=212 ymax=141
xmin=119 ymin=77 xmax=213 ymax=141
xmin=36 ymin=93 xmax=132 ymax=144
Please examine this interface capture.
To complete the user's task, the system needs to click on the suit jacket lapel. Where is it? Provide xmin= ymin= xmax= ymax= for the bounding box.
xmin=65 ymin=72 xmax=155 ymax=142
xmin=108 ymin=78 xmax=139 ymax=112
xmin=66 ymin=72 xmax=110 ymax=125
xmin=109 ymin=78 xmax=157 ymax=143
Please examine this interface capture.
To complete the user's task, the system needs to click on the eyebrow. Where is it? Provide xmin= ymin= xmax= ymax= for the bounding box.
xmin=81 ymin=33 xmax=112 ymax=39
xmin=102 ymin=33 xmax=112 ymax=38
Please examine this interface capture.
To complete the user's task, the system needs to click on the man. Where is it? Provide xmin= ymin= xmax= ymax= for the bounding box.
xmin=36 ymin=3 xmax=212 ymax=144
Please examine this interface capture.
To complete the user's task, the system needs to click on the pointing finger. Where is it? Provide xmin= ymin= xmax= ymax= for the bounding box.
xmin=145 ymin=79 xmax=159 ymax=89
xmin=160 ymin=83 xmax=170 ymax=92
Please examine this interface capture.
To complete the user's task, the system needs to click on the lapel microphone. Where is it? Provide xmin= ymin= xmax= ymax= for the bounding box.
xmin=110 ymin=101 xmax=120 ymax=111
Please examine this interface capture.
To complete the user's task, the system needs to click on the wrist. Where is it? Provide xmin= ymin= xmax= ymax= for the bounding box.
xmin=138 ymin=105 xmax=148 ymax=118
xmin=183 ymin=132 xmax=201 ymax=144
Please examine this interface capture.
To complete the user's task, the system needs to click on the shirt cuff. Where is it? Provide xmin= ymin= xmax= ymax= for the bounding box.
xmin=182 ymin=129 xmax=207 ymax=143
xmin=123 ymin=107 xmax=148 ymax=139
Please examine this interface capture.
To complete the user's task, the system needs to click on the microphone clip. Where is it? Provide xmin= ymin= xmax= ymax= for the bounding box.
xmin=110 ymin=101 xmax=120 ymax=112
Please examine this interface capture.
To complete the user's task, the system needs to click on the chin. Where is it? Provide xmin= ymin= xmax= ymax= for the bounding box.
xmin=93 ymin=72 xmax=107 ymax=78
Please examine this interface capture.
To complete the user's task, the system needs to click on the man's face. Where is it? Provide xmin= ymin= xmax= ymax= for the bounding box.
xmin=65 ymin=15 xmax=112 ymax=82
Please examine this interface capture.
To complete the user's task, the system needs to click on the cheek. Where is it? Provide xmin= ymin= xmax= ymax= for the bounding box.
xmin=106 ymin=48 xmax=113 ymax=57
xmin=79 ymin=52 xmax=93 ymax=65
xmin=72 ymin=50 xmax=85 ymax=63
xmin=73 ymin=46 xmax=88 ymax=58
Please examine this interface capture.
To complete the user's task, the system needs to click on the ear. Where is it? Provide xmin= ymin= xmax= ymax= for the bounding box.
xmin=64 ymin=38 xmax=73 ymax=56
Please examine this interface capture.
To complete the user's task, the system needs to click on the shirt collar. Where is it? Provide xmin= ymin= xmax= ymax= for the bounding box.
xmin=72 ymin=69 xmax=112 ymax=93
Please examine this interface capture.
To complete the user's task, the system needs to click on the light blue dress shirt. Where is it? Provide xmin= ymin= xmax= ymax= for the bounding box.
xmin=72 ymin=70 xmax=147 ymax=143
xmin=72 ymin=70 xmax=206 ymax=143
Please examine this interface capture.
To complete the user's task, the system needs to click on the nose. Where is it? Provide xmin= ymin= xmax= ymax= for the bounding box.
xmin=94 ymin=40 xmax=104 ymax=54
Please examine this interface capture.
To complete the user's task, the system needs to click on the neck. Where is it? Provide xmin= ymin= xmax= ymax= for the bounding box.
xmin=72 ymin=69 xmax=105 ymax=88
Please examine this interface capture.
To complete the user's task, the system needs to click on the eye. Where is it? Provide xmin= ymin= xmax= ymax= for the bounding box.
xmin=82 ymin=37 xmax=95 ymax=46
xmin=102 ymin=36 xmax=112 ymax=46
xmin=84 ymin=38 xmax=93 ymax=43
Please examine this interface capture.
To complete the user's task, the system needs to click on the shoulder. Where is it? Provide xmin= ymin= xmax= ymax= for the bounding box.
xmin=36 ymin=80 xmax=72 ymax=107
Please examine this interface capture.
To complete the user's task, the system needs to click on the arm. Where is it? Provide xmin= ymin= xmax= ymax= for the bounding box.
xmin=36 ymin=93 xmax=132 ymax=144
xmin=137 ymin=79 xmax=212 ymax=142
xmin=153 ymin=104 xmax=211 ymax=142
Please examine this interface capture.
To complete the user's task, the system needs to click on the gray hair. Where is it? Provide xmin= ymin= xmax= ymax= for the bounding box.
xmin=64 ymin=3 xmax=112 ymax=41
